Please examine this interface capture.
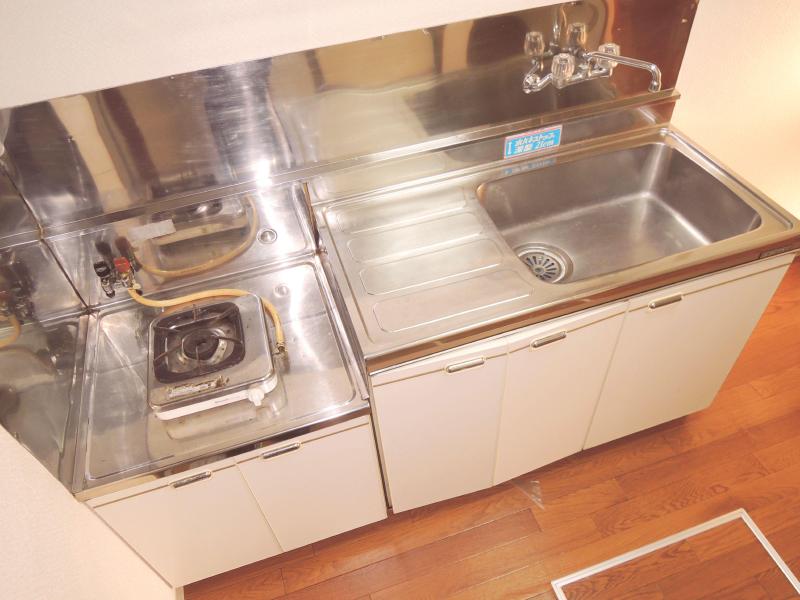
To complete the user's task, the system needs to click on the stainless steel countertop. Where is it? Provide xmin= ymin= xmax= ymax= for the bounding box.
xmin=72 ymin=255 xmax=369 ymax=499
xmin=317 ymin=127 xmax=800 ymax=372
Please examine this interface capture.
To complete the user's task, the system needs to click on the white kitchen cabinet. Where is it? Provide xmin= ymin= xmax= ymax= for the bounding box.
xmin=584 ymin=257 xmax=792 ymax=448
xmin=494 ymin=302 xmax=626 ymax=484
xmin=238 ymin=422 xmax=387 ymax=551
xmin=94 ymin=465 xmax=282 ymax=587
xmin=371 ymin=337 xmax=507 ymax=512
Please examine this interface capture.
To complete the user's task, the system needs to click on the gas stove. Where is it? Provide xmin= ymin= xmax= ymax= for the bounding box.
xmin=147 ymin=294 xmax=278 ymax=420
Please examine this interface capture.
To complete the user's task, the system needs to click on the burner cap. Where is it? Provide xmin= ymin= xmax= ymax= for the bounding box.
xmin=181 ymin=329 xmax=222 ymax=361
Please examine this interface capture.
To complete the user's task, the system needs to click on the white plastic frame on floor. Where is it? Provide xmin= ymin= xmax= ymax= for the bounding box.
xmin=550 ymin=508 xmax=800 ymax=599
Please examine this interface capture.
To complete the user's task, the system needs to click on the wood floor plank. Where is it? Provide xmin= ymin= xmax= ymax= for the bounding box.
xmin=723 ymin=321 xmax=800 ymax=389
xmin=446 ymin=564 xmax=553 ymax=600
xmin=184 ymin=546 xmax=312 ymax=598
xmin=593 ymin=454 xmax=768 ymax=536
xmin=756 ymin=566 xmax=798 ymax=600
xmin=369 ymin=547 xmax=548 ymax=600
xmin=561 ymin=540 xmax=699 ymax=600
xmin=615 ymin=432 xmax=761 ymax=496
xmin=657 ymin=394 xmax=744 ymax=454
xmin=732 ymin=387 xmax=800 ymax=430
xmin=531 ymin=431 xmax=676 ymax=501
xmin=750 ymin=516 xmax=800 ymax=571
xmin=372 ymin=517 xmax=600 ymax=600
xmin=657 ymin=540 xmax=781 ymax=600
xmin=750 ymin=361 xmax=800 ymax=400
xmin=755 ymin=434 xmax=800 ymax=473
xmin=529 ymin=589 xmax=559 ymax=600
xmin=532 ymin=479 xmax=627 ymax=531
xmin=281 ymin=484 xmax=534 ymax=592
xmin=695 ymin=579 xmax=770 ymax=600
xmin=727 ymin=463 xmax=800 ymax=532
xmin=681 ymin=519 xmax=754 ymax=561
xmin=187 ymin=567 xmax=285 ymax=600
xmin=609 ymin=583 xmax=665 ymax=600
xmin=745 ymin=407 xmax=800 ymax=453
xmin=279 ymin=509 xmax=539 ymax=600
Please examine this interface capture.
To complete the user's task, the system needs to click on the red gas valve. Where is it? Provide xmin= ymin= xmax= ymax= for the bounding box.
xmin=112 ymin=257 xmax=137 ymax=288
xmin=113 ymin=257 xmax=132 ymax=274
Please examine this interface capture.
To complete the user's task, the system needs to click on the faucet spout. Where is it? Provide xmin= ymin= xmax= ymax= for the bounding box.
xmin=583 ymin=51 xmax=662 ymax=92
xmin=523 ymin=70 xmax=553 ymax=94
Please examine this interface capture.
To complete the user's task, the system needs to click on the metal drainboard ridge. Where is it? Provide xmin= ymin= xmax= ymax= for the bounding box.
xmin=515 ymin=243 xmax=572 ymax=283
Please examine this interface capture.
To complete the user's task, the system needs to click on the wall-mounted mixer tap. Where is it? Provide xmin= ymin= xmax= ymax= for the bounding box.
xmin=522 ymin=22 xmax=662 ymax=94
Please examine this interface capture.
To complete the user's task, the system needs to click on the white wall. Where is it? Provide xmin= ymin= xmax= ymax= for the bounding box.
xmin=673 ymin=0 xmax=800 ymax=218
xmin=0 ymin=428 xmax=174 ymax=600
xmin=0 ymin=0 xmax=542 ymax=109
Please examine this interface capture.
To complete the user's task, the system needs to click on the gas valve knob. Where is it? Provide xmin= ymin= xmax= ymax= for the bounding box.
xmin=93 ymin=260 xmax=112 ymax=278
xmin=94 ymin=260 xmax=117 ymax=298
xmin=113 ymin=257 xmax=136 ymax=288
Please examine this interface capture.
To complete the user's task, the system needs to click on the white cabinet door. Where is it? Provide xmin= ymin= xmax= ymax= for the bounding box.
xmin=585 ymin=259 xmax=791 ymax=449
xmin=371 ymin=338 xmax=507 ymax=512
xmin=494 ymin=303 xmax=626 ymax=484
xmin=95 ymin=466 xmax=282 ymax=587
xmin=238 ymin=422 xmax=387 ymax=551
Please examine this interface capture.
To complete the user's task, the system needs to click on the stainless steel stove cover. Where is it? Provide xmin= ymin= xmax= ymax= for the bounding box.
xmin=147 ymin=294 xmax=277 ymax=420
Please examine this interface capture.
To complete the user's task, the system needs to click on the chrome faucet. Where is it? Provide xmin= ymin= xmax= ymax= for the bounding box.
xmin=522 ymin=22 xmax=662 ymax=94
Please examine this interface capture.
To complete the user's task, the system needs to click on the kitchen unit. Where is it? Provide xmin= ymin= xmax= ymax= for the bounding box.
xmin=1 ymin=0 xmax=799 ymax=590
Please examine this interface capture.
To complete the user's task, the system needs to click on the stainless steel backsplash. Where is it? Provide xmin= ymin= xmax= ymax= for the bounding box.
xmin=0 ymin=0 xmax=696 ymax=234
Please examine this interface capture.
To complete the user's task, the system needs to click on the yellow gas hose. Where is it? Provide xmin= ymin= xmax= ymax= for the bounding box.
xmin=0 ymin=314 xmax=21 ymax=349
xmin=127 ymin=288 xmax=285 ymax=353
xmin=135 ymin=196 xmax=259 ymax=280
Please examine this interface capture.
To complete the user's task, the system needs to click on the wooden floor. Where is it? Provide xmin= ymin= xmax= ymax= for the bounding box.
xmin=186 ymin=259 xmax=800 ymax=600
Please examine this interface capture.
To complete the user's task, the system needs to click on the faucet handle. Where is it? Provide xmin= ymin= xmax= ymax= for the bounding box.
xmin=567 ymin=22 xmax=587 ymax=50
xmin=596 ymin=42 xmax=620 ymax=69
xmin=551 ymin=53 xmax=576 ymax=87
xmin=524 ymin=31 xmax=546 ymax=58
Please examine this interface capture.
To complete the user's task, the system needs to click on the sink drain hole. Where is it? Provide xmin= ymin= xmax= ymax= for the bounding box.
xmin=515 ymin=244 xmax=571 ymax=283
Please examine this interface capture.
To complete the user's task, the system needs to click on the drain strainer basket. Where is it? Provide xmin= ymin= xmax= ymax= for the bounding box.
xmin=515 ymin=244 xmax=571 ymax=283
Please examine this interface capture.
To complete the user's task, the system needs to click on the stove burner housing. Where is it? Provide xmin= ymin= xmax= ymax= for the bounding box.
xmin=146 ymin=294 xmax=278 ymax=420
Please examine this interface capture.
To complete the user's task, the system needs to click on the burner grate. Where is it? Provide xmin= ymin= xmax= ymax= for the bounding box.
xmin=151 ymin=301 xmax=246 ymax=384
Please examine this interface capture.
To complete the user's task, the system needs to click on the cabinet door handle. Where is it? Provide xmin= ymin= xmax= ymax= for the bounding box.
xmin=531 ymin=331 xmax=567 ymax=348
xmin=261 ymin=442 xmax=301 ymax=460
xmin=445 ymin=357 xmax=486 ymax=373
xmin=649 ymin=294 xmax=683 ymax=310
xmin=170 ymin=471 xmax=212 ymax=488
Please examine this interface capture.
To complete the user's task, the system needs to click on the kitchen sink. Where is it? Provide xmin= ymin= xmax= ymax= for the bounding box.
xmin=321 ymin=128 xmax=798 ymax=368
xmin=477 ymin=142 xmax=764 ymax=284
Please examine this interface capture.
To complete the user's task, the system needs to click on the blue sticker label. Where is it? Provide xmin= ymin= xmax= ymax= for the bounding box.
xmin=503 ymin=125 xmax=562 ymax=159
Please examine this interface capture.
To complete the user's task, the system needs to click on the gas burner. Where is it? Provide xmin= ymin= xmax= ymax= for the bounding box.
xmin=147 ymin=295 xmax=278 ymax=420
xmin=152 ymin=302 xmax=245 ymax=383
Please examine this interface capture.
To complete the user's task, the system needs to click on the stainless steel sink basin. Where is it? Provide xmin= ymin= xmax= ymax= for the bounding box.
xmin=478 ymin=142 xmax=763 ymax=284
